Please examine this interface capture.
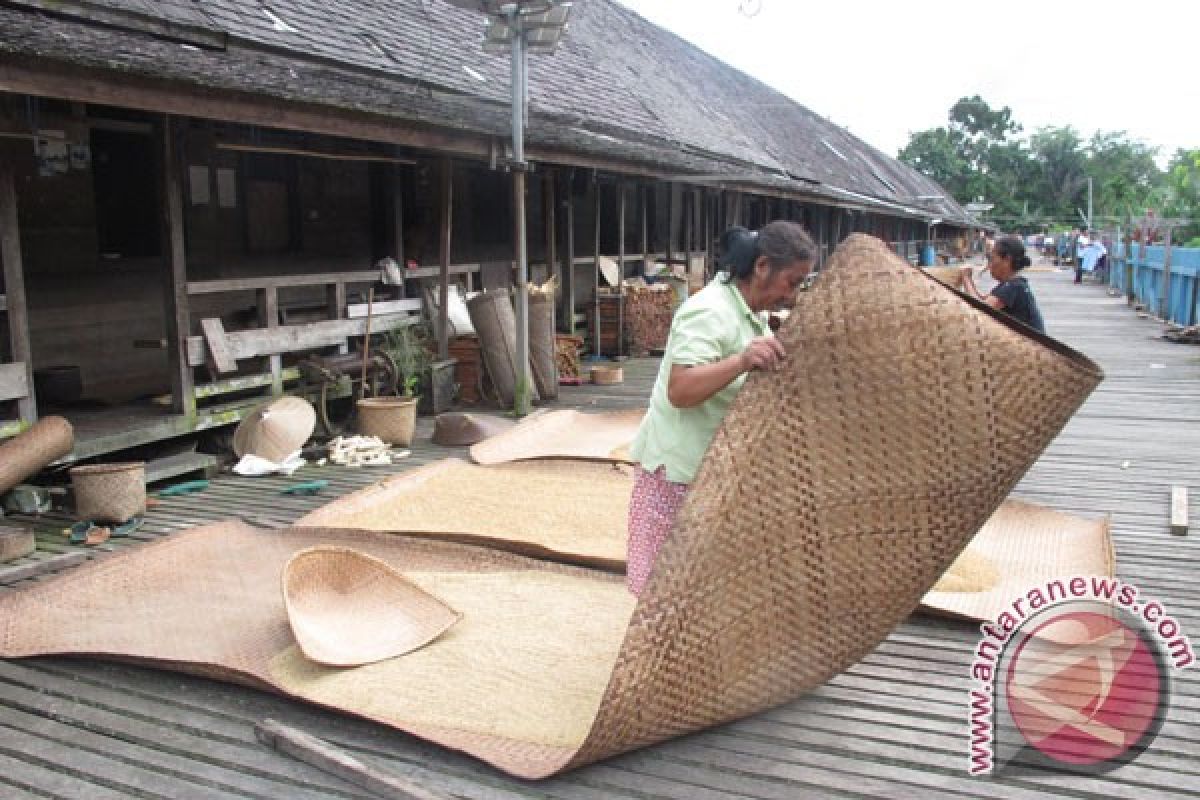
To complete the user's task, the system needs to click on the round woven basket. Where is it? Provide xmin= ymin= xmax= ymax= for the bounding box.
xmin=70 ymin=462 xmax=145 ymax=523
xmin=590 ymin=365 xmax=624 ymax=385
xmin=356 ymin=397 xmax=418 ymax=446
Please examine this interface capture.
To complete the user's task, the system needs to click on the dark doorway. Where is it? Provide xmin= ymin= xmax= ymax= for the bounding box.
xmin=90 ymin=128 xmax=161 ymax=258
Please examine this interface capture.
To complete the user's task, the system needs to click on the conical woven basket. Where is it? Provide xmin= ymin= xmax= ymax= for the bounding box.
xmin=70 ymin=462 xmax=145 ymax=523
xmin=356 ymin=397 xmax=417 ymax=446
xmin=282 ymin=546 xmax=461 ymax=667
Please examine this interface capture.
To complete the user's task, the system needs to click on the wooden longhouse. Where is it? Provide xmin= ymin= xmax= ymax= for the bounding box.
xmin=0 ymin=0 xmax=971 ymax=463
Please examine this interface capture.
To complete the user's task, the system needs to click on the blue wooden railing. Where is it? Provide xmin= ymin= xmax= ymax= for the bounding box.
xmin=1109 ymin=242 xmax=1200 ymax=326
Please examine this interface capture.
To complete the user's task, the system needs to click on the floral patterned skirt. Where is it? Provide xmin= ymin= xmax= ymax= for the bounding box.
xmin=626 ymin=465 xmax=690 ymax=596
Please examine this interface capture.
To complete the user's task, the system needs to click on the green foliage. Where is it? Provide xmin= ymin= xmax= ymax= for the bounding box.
xmin=899 ymin=96 xmax=1193 ymax=235
xmin=381 ymin=324 xmax=433 ymax=397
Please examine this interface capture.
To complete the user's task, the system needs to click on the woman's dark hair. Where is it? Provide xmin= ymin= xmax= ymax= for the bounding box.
xmin=993 ymin=235 xmax=1032 ymax=271
xmin=718 ymin=220 xmax=817 ymax=282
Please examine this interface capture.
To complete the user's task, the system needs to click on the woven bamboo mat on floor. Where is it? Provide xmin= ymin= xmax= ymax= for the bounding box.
xmin=469 ymin=409 xmax=643 ymax=465
xmin=297 ymin=458 xmax=632 ymax=570
xmin=0 ymin=234 xmax=1103 ymax=779
xmin=922 ymin=498 xmax=1113 ymax=621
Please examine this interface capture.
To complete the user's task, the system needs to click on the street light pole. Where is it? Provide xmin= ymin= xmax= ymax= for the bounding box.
xmin=509 ymin=7 xmax=532 ymax=416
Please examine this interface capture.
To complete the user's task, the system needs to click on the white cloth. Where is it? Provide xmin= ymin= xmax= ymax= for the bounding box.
xmin=233 ymin=451 xmax=306 ymax=476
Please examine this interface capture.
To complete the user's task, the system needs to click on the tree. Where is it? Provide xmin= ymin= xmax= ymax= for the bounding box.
xmin=1163 ymin=148 xmax=1200 ymax=242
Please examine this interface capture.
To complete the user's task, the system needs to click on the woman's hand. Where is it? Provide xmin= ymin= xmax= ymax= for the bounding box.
xmin=740 ymin=336 xmax=786 ymax=373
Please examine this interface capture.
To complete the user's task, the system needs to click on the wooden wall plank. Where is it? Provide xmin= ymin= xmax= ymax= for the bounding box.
xmin=0 ymin=361 xmax=28 ymax=401
xmin=0 ymin=158 xmax=35 ymax=422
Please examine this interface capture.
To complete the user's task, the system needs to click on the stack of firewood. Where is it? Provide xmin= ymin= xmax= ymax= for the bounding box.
xmin=624 ymin=285 xmax=674 ymax=355
xmin=555 ymin=335 xmax=583 ymax=379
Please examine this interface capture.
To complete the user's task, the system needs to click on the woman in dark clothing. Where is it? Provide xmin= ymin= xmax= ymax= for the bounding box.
xmin=961 ymin=235 xmax=1045 ymax=334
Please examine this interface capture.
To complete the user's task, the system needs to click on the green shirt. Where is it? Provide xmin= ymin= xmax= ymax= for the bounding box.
xmin=629 ymin=276 xmax=769 ymax=483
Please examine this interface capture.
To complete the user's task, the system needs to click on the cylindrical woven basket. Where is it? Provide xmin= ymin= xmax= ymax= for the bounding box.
xmin=466 ymin=289 xmax=540 ymax=407
xmin=0 ymin=416 xmax=74 ymax=495
xmin=528 ymin=292 xmax=559 ymax=400
xmin=70 ymin=462 xmax=145 ymax=523
xmin=590 ymin=365 xmax=624 ymax=385
xmin=356 ymin=397 xmax=417 ymax=446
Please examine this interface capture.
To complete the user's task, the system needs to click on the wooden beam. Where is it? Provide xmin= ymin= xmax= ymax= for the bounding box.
xmin=200 ymin=318 xmax=238 ymax=374
xmin=0 ymin=552 xmax=88 ymax=585
xmin=1171 ymin=487 xmax=1188 ymax=536
xmin=592 ymin=178 xmax=602 ymax=356
xmin=543 ymin=168 xmax=556 ymax=289
xmin=0 ymin=361 xmax=29 ymax=402
xmin=617 ymin=181 xmax=626 ymax=359
xmin=187 ymin=270 xmax=382 ymax=295
xmin=0 ymin=56 xmax=492 ymax=161
xmin=160 ymin=116 xmax=196 ymax=416
xmin=563 ymin=170 xmax=576 ymax=334
xmin=254 ymin=719 xmax=452 ymax=800
xmin=202 ymin=314 xmax=413 ymax=368
xmin=437 ymin=157 xmax=452 ymax=360
xmin=0 ymin=155 xmax=35 ymax=422
xmin=392 ymin=163 xmax=405 ymax=273
xmin=257 ymin=286 xmax=283 ymax=395
xmin=347 ymin=299 xmax=421 ymax=318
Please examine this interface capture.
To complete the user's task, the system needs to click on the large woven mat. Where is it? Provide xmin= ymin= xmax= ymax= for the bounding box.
xmin=0 ymin=522 xmax=633 ymax=777
xmin=0 ymin=234 xmax=1102 ymax=778
xmin=920 ymin=499 xmax=1114 ymax=621
xmin=297 ymin=458 xmax=632 ymax=569
xmin=469 ymin=409 xmax=643 ymax=465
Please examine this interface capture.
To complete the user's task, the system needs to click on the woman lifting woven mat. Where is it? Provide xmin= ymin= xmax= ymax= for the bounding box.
xmin=0 ymin=233 xmax=1103 ymax=779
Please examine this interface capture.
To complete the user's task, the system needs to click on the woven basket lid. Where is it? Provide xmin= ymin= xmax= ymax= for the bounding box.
xmin=432 ymin=412 xmax=515 ymax=447
xmin=282 ymin=546 xmax=461 ymax=667
xmin=233 ymin=397 xmax=316 ymax=463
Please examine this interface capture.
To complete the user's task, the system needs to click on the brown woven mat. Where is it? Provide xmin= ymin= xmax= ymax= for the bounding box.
xmin=0 ymin=521 xmax=632 ymax=778
xmin=920 ymin=499 xmax=1114 ymax=621
xmin=469 ymin=409 xmax=644 ymax=465
xmin=0 ymin=234 xmax=1102 ymax=779
xmin=296 ymin=459 xmax=632 ymax=569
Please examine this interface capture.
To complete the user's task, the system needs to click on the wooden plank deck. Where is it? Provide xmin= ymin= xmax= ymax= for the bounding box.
xmin=2 ymin=267 xmax=1199 ymax=798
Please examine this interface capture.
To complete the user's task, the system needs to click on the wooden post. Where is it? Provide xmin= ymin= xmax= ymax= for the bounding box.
xmin=1170 ymin=487 xmax=1188 ymax=536
xmin=665 ymin=182 xmax=676 ymax=266
xmin=256 ymin=287 xmax=282 ymax=396
xmin=563 ymin=170 xmax=575 ymax=334
xmin=160 ymin=117 xmax=196 ymax=417
xmin=1135 ymin=229 xmax=1147 ymax=308
xmin=437 ymin=157 xmax=452 ymax=360
xmin=684 ymin=188 xmax=694 ymax=282
xmin=592 ymin=178 xmax=601 ymax=358
xmin=0 ymin=158 xmax=35 ymax=423
xmin=1160 ymin=226 xmax=1173 ymax=320
xmin=393 ymin=163 xmax=405 ymax=276
xmin=639 ymin=184 xmax=649 ymax=274
xmin=617 ymin=181 xmax=625 ymax=359
xmin=543 ymin=168 xmax=556 ymax=289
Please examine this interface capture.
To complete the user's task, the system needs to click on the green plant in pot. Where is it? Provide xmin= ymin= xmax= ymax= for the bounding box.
xmin=354 ymin=323 xmax=431 ymax=446
xmin=381 ymin=323 xmax=434 ymax=400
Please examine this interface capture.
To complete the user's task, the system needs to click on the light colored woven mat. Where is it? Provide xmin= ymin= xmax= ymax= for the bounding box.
xmin=469 ymin=409 xmax=644 ymax=465
xmin=297 ymin=458 xmax=632 ymax=569
xmin=920 ymin=498 xmax=1114 ymax=621
xmin=272 ymin=570 xmax=634 ymax=749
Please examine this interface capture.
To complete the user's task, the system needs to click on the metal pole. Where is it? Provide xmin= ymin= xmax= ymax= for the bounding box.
xmin=511 ymin=10 xmax=532 ymax=415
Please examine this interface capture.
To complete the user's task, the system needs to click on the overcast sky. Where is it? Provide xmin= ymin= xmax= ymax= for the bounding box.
xmin=615 ymin=0 xmax=1198 ymax=166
